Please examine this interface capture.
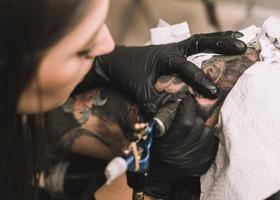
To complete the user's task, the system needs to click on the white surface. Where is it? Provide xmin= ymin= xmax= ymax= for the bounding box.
xmin=105 ymin=157 xmax=128 ymax=185
xmin=150 ymin=21 xmax=190 ymax=45
xmin=201 ymin=61 xmax=280 ymax=200
xmin=259 ymin=17 xmax=280 ymax=63
xmin=239 ymin=25 xmax=260 ymax=45
xmin=201 ymin=17 xmax=280 ymax=200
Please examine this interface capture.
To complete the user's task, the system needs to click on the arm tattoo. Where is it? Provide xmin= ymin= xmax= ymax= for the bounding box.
xmin=59 ymin=127 xmax=109 ymax=152
xmin=62 ymin=90 xmax=107 ymax=124
xmin=49 ymin=89 xmax=141 ymax=156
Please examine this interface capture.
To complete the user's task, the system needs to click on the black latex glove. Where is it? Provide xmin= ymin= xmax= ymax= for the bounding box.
xmin=144 ymin=96 xmax=219 ymax=199
xmin=77 ymin=31 xmax=246 ymax=116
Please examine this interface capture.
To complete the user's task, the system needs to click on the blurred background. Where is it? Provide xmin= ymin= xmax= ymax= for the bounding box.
xmin=106 ymin=0 xmax=280 ymax=45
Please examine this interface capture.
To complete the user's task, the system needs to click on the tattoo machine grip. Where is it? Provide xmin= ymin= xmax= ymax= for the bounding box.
xmin=153 ymin=92 xmax=187 ymax=137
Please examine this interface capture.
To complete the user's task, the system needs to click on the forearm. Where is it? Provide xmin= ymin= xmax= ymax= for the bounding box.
xmin=50 ymin=88 xmax=137 ymax=161
xmin=49 ymin=109 xmax=115 ymax=160
xmin=71 ymin=135 xmax=114 ymax=160
xmin=51 ymin=79 xmax=215 ymax=162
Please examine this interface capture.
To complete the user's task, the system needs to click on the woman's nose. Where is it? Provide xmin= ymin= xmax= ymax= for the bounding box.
xmin=91 ymin=24 xmax=115 ymax=57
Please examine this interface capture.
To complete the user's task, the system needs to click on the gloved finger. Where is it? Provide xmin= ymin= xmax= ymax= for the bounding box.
xmin=173 ymin=124 xmax=218 ymax=176
xmin=155 ymin=118 xmax=218 ymax=176
xmin=198 ymin=31 xmax=244 ymax=39
xmin=179 ymin=35 xmax=247 ymax=56
xmin=156 ymin=117 xmax=206 ymax=161
xmin=161 ymin=55 xmax=219 ymax=99
xmin=169 ymin=95 xmax=197 ymax=139
xmin=156 ymin=95 xmax=197 ymax=145
xmin=189 ymin=126 xmax=219 ymax=175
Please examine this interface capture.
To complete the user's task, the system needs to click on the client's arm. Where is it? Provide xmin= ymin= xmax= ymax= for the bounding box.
xmin=49 ymin=48 xmax=259 ymax=161
xmin=49 ymin=88 xmax=141 ymax=160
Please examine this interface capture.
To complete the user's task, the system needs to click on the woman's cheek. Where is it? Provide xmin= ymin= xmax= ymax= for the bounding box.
xmin=39 ymin=58 xmax=93 ymax=107
xmin=44 ymin=58 xmax=92 ymax=88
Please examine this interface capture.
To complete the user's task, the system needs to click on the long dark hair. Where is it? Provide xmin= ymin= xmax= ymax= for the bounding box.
xmin=0 ymin=0 xmax=91 ymax=199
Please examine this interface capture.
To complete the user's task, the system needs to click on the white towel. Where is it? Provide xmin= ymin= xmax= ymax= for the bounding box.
xmin=201 ymin=17 xmax=280 ymax=200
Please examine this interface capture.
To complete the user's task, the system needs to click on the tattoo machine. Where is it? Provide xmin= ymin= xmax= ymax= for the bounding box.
xmin=104 ymin=92 xmax=187 ymax=200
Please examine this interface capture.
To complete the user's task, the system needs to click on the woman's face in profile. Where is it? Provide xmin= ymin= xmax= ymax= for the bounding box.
xmin=18 ymin=0 xmax=115 ymax=114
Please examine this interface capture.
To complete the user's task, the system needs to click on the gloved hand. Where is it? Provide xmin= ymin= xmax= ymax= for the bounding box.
xmin=77 ymin=31 xmax=246 ymax=116
xmin=144 ymin=95 xmax=219 ymax=199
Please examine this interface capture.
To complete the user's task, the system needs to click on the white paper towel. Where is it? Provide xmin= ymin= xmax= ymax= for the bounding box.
xmin=201 ymin=17 xmax=280 ymax=200
xmin=259 ymin=17 xmax=280 ymax=63
xmin=150 ymin=21 xmax=190 ymax=45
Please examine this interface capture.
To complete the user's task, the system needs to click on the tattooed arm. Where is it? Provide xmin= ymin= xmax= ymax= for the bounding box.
xmin=49 ymin=88 xmax=144 ymax=160
xmin=49 ymin=48 xmax=259 ymax=160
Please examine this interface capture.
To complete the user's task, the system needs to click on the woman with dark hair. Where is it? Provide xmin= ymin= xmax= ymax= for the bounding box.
xmin=0 ymin=0 xmax=246 ymax=199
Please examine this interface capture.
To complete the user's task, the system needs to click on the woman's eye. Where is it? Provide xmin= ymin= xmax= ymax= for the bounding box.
xmin=77 ymin=49 xmax=94 ymax=60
